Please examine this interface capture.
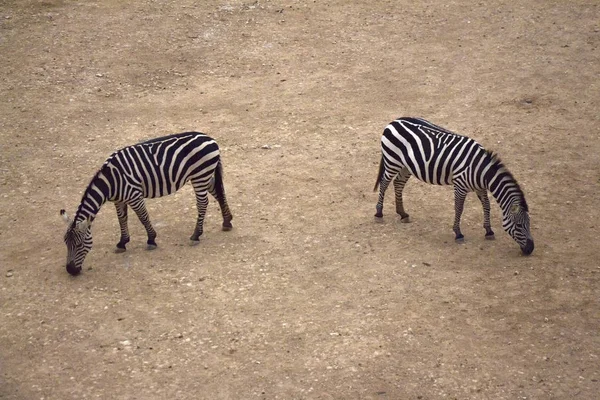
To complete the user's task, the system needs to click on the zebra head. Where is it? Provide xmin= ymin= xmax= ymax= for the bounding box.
xmin=60 ymin=210 xmax=94 ymax=275
xmin=502 ymin=202 xmax=534 ymax=255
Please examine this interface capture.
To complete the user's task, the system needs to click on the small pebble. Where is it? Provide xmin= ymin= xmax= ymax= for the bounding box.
xmin=6 ymin=271 xmax=13 ymax=277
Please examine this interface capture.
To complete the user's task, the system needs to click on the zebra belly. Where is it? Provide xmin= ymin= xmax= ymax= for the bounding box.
xmin=142 ymin=180 xmax=188 ymax=199
xmin=142 ymin=161 xmax=217 ymax=199
xmin=405 ymin=157 xmax=454 ymax=186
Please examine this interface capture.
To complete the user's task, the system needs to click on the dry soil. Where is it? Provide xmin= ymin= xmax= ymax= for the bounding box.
xmin=1 ymin=1 xmax=599 ymax=399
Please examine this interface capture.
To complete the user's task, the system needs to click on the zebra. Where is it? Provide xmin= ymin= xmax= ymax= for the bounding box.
xmin=60 ymin=132 xmax=233 ymax=275
xmin=373 ymin=117 xmax=534 ymax=255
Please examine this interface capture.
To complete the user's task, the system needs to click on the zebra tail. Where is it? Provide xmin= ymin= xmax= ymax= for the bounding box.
xmin=373 ymin=156 xmax=384 ymax=192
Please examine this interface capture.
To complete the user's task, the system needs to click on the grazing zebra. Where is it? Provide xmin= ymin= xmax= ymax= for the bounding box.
xmin=60 ymin=132 xmax=233 ymax=275
xmin=374 ymin=117 xmax=534 ymax=255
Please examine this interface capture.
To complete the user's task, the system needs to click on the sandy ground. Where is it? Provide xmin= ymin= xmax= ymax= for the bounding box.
xmin=1 ymin=0 xmax=599 ymax=399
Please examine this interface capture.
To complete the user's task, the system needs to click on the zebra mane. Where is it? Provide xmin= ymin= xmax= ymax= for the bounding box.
xmin=486 ymin=151 xmax=529 ymax=212
xmin=72 ymin=165 xmax=110 ymax=224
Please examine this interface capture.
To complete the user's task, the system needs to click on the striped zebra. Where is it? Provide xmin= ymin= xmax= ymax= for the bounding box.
xmin=374 ymin=117 xmax=534 ymax=255
xmin=60 ymin=132 xmax=233 ymax=275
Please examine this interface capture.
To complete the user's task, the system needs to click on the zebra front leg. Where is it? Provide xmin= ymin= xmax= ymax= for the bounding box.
xmin=114 ymin=201 xmax=130 ymax=253
xmin=190 ymin=189 xmax=209 ymax=245
xmin=453 ymin=186 xmax=468 ymax=243
xmin=129 ymin=197 xmax=158 ymax=250
xmin=476 ymin=190 xmax=495 ymax=240
xmin=393 ymin=168 xmax=412 ymax=223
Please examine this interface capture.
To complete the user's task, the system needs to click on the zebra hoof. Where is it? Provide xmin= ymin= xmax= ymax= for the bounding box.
xmin=115 ymin=247 xmax=127 ymax=254
xmin=400 ymin=216 xmax=411 ymax=223
xmin=189 ymin=239 xmax=200 ymax=246
xmin=485 ymin=234 xmax=495 ymax=241
xmin=222 ymin=223 xmax=233 ymax=232
xmin=455 ymin=236 xmax=465 ymax=244
xmin=374 ymin=215 xmax=384 ymax=223
xmin=146 ymin=244 xmax=157 ymax=250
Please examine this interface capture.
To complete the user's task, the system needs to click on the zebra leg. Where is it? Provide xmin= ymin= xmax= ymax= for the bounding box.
xmin=114 ymin=201 xmax=130 ymax=253
xmin=393 ymin=168 xmax=412 ymax=223
xmin=476 ymin=190 xmax=495 ymax=240
xmin=375 ymin=177 xmax=391 ymax=220
xmin=375 ymin=166 xmax=396 ymax=220
xmin=453 ymin=186 xmax=468 ymax=243
xmin=190 ymin=187 xmax=209 ymax=244
xmin=207 ymin=163 xmax=233 ymax=231
xmin=129 ymin=197 xmax=158 ymax=250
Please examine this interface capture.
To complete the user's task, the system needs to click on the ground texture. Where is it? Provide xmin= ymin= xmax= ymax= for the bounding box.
xmin=1 ymin=1 xmax=599 ymax=399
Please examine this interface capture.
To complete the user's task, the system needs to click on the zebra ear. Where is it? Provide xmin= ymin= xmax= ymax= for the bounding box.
xmin=510 ymin=204 xmax=521 ymax=214
xmin=60 ymin=209 xmax=71 ymax=224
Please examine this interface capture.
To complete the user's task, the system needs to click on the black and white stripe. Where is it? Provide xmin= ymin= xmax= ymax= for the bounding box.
xmin=61 ymin=132 xmax=233 ymax=275
xmin=374 ymin=117 xmax=534 ymax=255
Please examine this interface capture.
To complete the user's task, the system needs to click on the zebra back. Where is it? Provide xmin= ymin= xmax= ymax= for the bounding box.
xmin=380 ymin=117 xmax=529 ymax=213
xmin=71 ymin=132 xmax=220 ymax=224
xmin=382 ymin=118 xmax=487 ymax=186
xmin=105 ymin=132 xmax=219 ymax=198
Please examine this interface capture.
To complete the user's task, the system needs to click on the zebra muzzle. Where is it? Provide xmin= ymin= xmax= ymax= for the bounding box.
xmin=521 ymin=239 xmax=534 ymax=256
xmin=66 ymin=262 xmax=82 ymax=276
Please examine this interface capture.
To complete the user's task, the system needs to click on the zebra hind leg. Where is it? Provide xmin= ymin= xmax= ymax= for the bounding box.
xmin=210 ymin=184 xmax=233 ymax=231
xmin=393 ymin=168 xmax=412 ymax=223
xmin=453 ymin=186 xmax=468 ymax=243
xmin=130 ymin=198 xmax=158 ymax=250
xmin=190 ymin=181 xmax=209 ymax=244
xmin=374 ymin=159 xmax=399 ymax=221
xmin=374 ymin=174 xmax=392 ymax=221
xmin=114 ymin=202 xmax=130 ymax=253
xmin=208 ymin=162 xmax=233 ymax=231
xmin=476 ymin=190 xmax=495 ymax=240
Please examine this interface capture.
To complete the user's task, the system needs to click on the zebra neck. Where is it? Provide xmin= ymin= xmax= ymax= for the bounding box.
xmin=485 ymin=164 xmax=525 ymax=213
xmin=74 ymin=171 xmax=110 ymax=222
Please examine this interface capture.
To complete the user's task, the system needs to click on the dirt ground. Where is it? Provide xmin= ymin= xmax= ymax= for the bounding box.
xmin=1 ymin=0 xmax=599 ymax=399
